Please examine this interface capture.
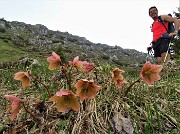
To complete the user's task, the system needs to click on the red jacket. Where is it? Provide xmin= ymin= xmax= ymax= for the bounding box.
xmin=152 ymin=18 xmax=168 ymax=42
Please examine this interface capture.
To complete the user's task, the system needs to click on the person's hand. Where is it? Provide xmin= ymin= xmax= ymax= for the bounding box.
xmin=169 ymin=31 xmax=178 ymax=37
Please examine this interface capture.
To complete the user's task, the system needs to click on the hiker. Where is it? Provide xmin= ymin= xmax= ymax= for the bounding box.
xmin=148 ymin=6 xmax=179 ymax=65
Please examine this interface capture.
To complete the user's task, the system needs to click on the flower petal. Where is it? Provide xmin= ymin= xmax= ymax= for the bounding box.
xmin=10 ymin=106 xmax=20 ymax=121
xmin=149 ymin=65 xmax=163 ymax=73
xmin=115 ymin=78 xmax=127 ymax=89
xmin=55 ymin=90 xmax=73 ymax=97
xmin=52 ymin=52 xmax=60 ymax=59
xmin=48 ymin=62 xmax=60 ymax=70
xmin=67 ymin=95 xmax=80 ymax=112
xmin=69 ymin=56 xmax=83 ymax=71
xmin=22 ymin=76 xmax=30 ymax=89
xmin=56 ymin=96 xmax=69 ymax=112
xmin=82 ymin=61 xmax=94 ymax=73
xmin=14 ymin=72 xmax=26 ymax=80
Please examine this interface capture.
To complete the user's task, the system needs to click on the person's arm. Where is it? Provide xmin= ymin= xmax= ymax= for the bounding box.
xmin=161 ymin=15 xmax=179 ymax=36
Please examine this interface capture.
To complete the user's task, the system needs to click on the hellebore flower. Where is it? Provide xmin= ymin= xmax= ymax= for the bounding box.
xmin=74 ymin=79 xmax=101 ymax=102
xmin=111 ymin=68 xmax=127 ymax=89
xmin=82 ymin=61 xmax=94 ymax=73
xmin=14 ymin=72 xmax=30 ymax=90
xmin=5 ymin=95 xmax=24 ymax=121
xmin=49 ymin=89 xmax=80 ymax=112
xmin=111 ymin=68 xmax=125 ymax=80
xmin=69 ymin=56 xmax=83 ymax=71
xmin=140 ymin=61 xmax=163 ymax=84
xmin=47 ymin=52 xmax=61 ymax=70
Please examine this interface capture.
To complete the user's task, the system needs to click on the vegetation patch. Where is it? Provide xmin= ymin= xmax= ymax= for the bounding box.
xmin=0 ymin=51 xmax=179 ymax=134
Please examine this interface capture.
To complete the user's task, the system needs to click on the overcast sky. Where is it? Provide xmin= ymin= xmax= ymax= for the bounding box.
xmin=0 ymin=0 xmax=179 ymax=52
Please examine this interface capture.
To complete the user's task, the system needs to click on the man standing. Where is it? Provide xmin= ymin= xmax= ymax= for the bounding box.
xmin=149 ymin=6 xmax=179 ymax=64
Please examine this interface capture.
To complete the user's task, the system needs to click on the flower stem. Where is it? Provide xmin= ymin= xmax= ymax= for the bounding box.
xmin=32 ymin=76 xmax=52 ymax=97
xmin=22 ymin=102 xmax=39 ymax=122
xmin=124 ymin=77 xmax=141 ymax=96
xmin=82 ymin=100 xmax=86 ymax=111
xmin=62 ymin=69 xmax=72 ymax=90
xmin=37 ymin=79 xmax=52 ymax=97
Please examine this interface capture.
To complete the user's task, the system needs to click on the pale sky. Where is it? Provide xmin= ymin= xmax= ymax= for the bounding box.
xmin=0 ymin=0 xmax=179 ymax=52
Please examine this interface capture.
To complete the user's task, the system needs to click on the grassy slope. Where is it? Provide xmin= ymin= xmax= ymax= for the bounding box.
xmin=0 ymin=38 xmax=52 ymax=65
xmin=0 ymin=57 xmax=179 ymax=133
xmin=0 ymin=39 xmax=25 ymax=62
xmin=0 ymin=30 xmax=179 ymax=133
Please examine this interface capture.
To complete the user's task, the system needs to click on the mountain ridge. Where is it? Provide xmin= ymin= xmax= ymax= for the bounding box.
xmin=0 ymin=18 xmax=147 ymax=67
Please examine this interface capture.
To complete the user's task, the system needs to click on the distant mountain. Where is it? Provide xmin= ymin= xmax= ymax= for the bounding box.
xmin=0 ymin=18 xmax=147 ymax=67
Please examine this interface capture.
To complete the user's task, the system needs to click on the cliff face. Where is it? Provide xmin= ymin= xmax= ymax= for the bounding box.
xmin=0 ymin=18 xmax=147 ymax=66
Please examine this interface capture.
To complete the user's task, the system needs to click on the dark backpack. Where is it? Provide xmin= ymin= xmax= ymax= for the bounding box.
xmin=158 ymin=14 xmax=175 ymax=34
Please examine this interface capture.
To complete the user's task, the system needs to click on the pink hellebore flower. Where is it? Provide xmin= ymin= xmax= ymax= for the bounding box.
xmin=140 ymin=61 xmax=163 ymax=85
xmin=14 ymin=72 xmax=30 ymax=90
xmin=111 ymin=68 xmax=125 ymax=80
xmin=69 ymin=56 xmax=83 ymax=71
xmin=49 ymin=89 xmax=80 ymax=112
xmin=5 ymin=95 xmax=24 ymax=121
xmin=111 ymin=68 xmax=127 ymax=89
xmin=74 ymin=79 xmax=101 ymax=102
xmin=47 ymin=52 xmax=61 ymax=70
xmin=82 ymin=61 xmax=94 ymax=73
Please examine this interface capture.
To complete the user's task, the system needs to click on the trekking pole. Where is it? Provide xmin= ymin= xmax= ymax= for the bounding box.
xmin=163 ymin=42 xmax=172 ymax=63
xmin=163 ymin=36 xmax=176 ymax=63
